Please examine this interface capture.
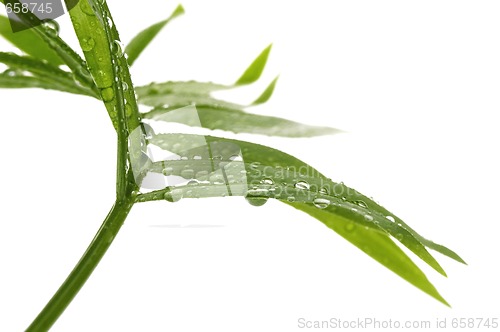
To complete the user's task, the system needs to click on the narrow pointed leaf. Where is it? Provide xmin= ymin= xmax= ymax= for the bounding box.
xmin=235 ymin=44 xmax=272 ymax=86
xmin=134 ymin=151 xmax=450 ymax=304
xmin=2 ymin=2 xmax=96 ymax=92
xmin=0 ymin=15 xmax=64 ymax=66
xmin=287 ymin=202 xmax=450 ymax=305
xmin=0 ymin=74 xmax=89 ymax=95
xmin=0 ymin=52 xmax=97 ymax=97
xmin=126 ymin=4 xmax=185 ymax=66
xmin=144 ymin=106 xmax=342 ymax=137
xmin=252 ymin=76 xmax=279 ymax=105
xmin=142 ymin=133 xmax=458 ymax=280
xmin=65 ymin=0 xmax=141 ymax=131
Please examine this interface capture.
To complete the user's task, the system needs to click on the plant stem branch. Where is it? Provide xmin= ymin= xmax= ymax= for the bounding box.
xmin=26 ymin=197 xmax=135 ymax=332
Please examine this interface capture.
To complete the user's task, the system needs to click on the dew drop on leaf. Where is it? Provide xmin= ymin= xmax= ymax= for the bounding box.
xmin=386 ymin=215 xmax=396 ymax=223
xmin=313 ymin=198 xmax=330 ymax=209
xmin=355 ymin=200 xmax=368 ymax=208
xmin=111 ymin=40 xmax=125 ymax=57
xmin=364 ymin=214 xmax=374 ymax=222
xmin=319 ymin=187 xmax=329 ymax=195
xmin=80 ymin=0 xmax=95 ymax=15
xmin=125 ymin=104 xmax=133 ymax=117
xmin=287 ymin=196 xmax=296 ymax=202
xmin=100 ymin=87 xmax=114 ymax=102
xmin=81 ymin=37 xmax=95 ymax=52
xmin=395 ymin=233 xmax=404 ymax=241
xmin=345 ymin=223 xmax=355 ymax=232
xmin=246 ymin=197 xmax=268 ymax=207
xmin=2 ymin=69 xmax=19 ymax=77
xmin=294 ymin=181 xmax=310 ymax=190
xmin=42 ymin=20 xmax=60 ymax=37
xmin=164 ymin=189 xmax=182 ymax=202
xmin=162 ymin=167 xmax=174 ymax=176
xmin=181 ymin=169 xmax=195 ymax=179
xmin=260 ymin=178 xmax=274 ymax=185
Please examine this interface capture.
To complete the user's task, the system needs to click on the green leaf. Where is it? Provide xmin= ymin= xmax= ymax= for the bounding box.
xmin=136 ymin=44 xmax=278 ymax=111
xmin=133 ymin=131 xmax=457 ymax=303
xmin=0 ymin=52 xmax=97 ymax=97
xmin=235 ymin=44 xmax=272 ymax=85
xmin=0 ymin=15 xmax=64 ymax=66
xmin=65 ymin=0 xmax=141 ymax=131
xmin=0 ymin=72 xmax=85 ymax=94
xmin=125 ymin=4 xmax=185 ymax=66
xmin=2 ymin=1 xmax=96 ymax=92
xmin=287 ymin=202 xmax=450 ymax=305
xmin=144 ymin=106 xmax=342 ymax=137
xmin=138 ymin=133 xmax=464 ymax=279
xmin=252 ymin=76 xmax=279 ymax=105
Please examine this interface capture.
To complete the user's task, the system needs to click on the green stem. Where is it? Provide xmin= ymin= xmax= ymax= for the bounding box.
xmin=26 ymin=197 xmax=135 ymax=332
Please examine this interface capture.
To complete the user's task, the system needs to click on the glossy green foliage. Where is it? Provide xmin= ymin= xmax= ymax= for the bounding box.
xmin=125 ymin=4 xmax=184 ymax=66
xmin=0 ymin=15 xmax=64 ymax=65
xmin=0 ymin=3 xmax=464 ymax=329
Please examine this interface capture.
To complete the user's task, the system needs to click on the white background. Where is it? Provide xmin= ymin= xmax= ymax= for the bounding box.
xmin=1 ymin=0 xmax=499 ymax=331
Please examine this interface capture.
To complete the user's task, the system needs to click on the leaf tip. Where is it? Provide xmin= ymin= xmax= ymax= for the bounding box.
xmin=251 ymin=75 xmax=279 ymax=105
xmin=235 ymin=44 xmax=273 ymax=86
xmin=173 ymin=4 xmax=186 ymax=17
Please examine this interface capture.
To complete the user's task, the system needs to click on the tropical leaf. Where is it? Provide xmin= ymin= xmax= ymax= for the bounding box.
xmin=1 ymin=1 xmax=96 ymax=92
xmin=65 ymin=0 xmax=141 ymax=131
xmin=125 ymin=4 xmax=185 ymax=66
xmin=0 ymin=52 xmax=96 ymax=97
xmin=131 ymin=132 xmax=465 ymax=303
xmin=235 ymin=44 xmax=273 ymax=85
xmin=144 ymin=105 xmax=342 ymax=137
xmin=136 ymin=44 xmax=274 ymax=106
xmin=287 ymin=202 xmax=450 ymax=305
xmin=0 ymin=15 xmax=64 ymax=66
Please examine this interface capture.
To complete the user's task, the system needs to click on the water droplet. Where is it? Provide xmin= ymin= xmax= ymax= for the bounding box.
xmin=364 ymin=214 xmax=374 ymax=222
xmin=162 ymin=167 xmax=174 ymax=176
xmin=100 ymin=87 xmax=114 ymax=102
xmin=319 ymin=187 xmax=329 ymax=195
xmin=345 ymin=223 xmax=355 ymax=232
xmin=193 ymin=155 xmax=202 ymax=160
xmin=125 ymin=104 xmax=133 ymax=117
xmin=42 ymin=20 xmax=60 ymax=37
xmin=246 ymin=197 xmax=268 ymax=207
xmin=140 ymin=123 xmax=155 ymax=139
xmin=395 ymin=233 xmax=404 ymax=241
xmin=181 ymin=169 xmax=195 ymax=179
xmin=355 ymin=200 xmax=368 ymax=208
xmin=122 ymin=82 xmax=129 ymax=91
xmin=209 ymin=173 xmax=224 ymax=184
xmin=107 ymin=16 xmax=114 ymax=27
xmin=80 ymin=0 xmax=95 ymax=15
xmin=81 ymin=37 xmax=95 ymax=52
xmin=287 ymin=196 xmax=296 ymax=202
xmin=386 ymin=215 xmax=396 ymax=223
xmin=164 ymin=188 xmax=182 ymax=202
xmin=260 ymin=178 xmax=274 ymax=185
xmin=111 ymin=40 xmax=125 ymax=57
xmin=313 ymin=198 xmax=330 ymax=209
xmin=2 ymin=68 xmax=19 ymax=77
xmin=294 ymin=181 xmax=310 ymax=190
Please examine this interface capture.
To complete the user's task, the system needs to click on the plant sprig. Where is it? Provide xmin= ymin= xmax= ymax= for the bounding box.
xmin=0 ymin=1 xmax=465 ymax=330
